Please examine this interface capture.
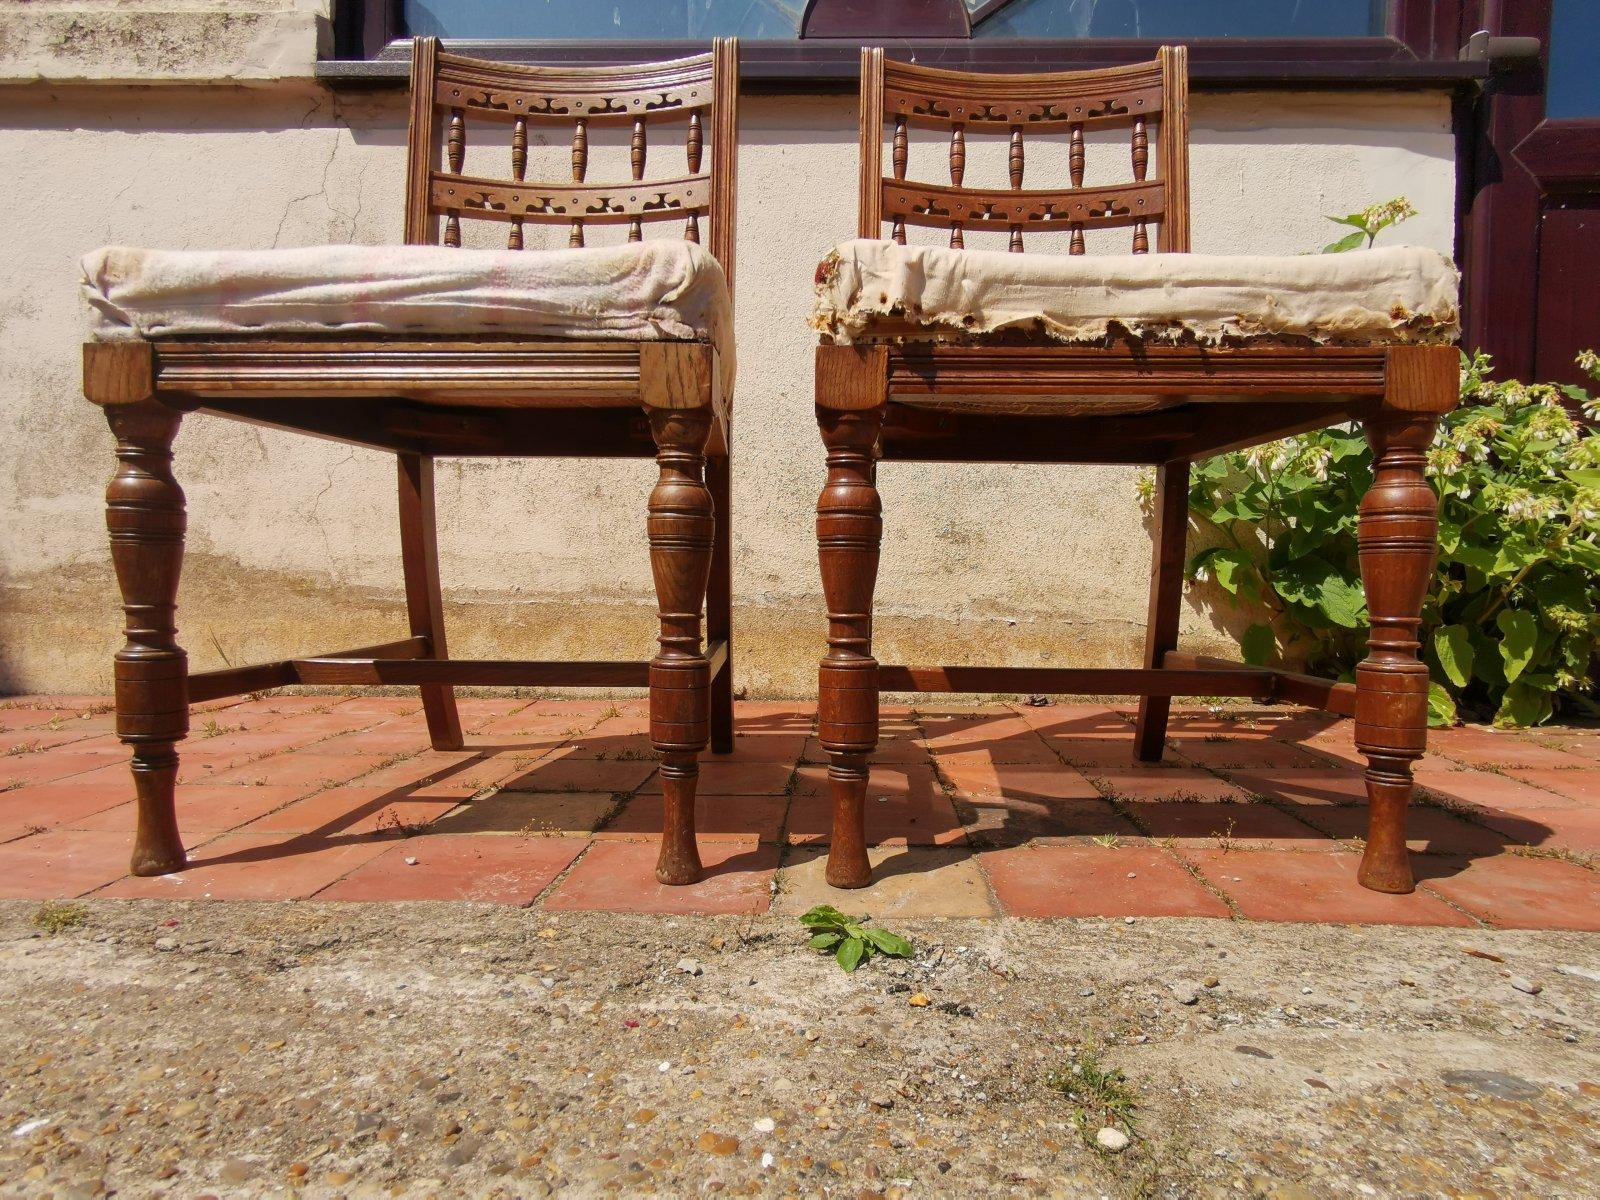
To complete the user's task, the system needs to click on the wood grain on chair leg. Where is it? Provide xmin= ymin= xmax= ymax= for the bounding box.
xmin=1134 ymin=458 xmax=1190 ymax=762
xmin=816 ymin=404 xmax=884 ymax=888
xmin=104 ymin=402 xmax=190 ymax=877
xmin=706 ymin=452 xmax=735 ymax=754
xmin=1354 ymin=350 xmax=1452 ymax=893
xmin=645 ymin=403 xmax=715 ymax=886
xmin=815 ymin=347 xmax=889 ymax=889
xmin=398 ymin=453 xmax=463 ymax=751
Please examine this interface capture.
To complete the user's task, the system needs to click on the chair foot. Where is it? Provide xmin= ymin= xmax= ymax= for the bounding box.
xmin=654 ymin=754 xmax=704 ymax=886
xmin=1357 ymin=759 xmax=1415 ymax=894
xmin=129 ymin=747 xmax=186 ymax=877
xmin=825 ymin=754 xmax=872 ymax=889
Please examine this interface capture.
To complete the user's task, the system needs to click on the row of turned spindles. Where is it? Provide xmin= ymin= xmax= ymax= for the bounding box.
xmin=890 ymin=115 xmax=1151 ymax=255
xmin=440 ymin=108 xmax=707 ymax=250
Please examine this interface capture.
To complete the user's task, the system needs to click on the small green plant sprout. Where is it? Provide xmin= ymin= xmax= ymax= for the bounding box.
xmin=1050 ymin=1049 xmax=1139 ymax=1144
xmin=799 ymin=904 xmax=913 ymax=973
xmin=1323 ymin=196 xmax=1417 ymax=253
xmin=1090 ymin=833 xmax=1121 ymax=849
xmin=33 ymin=901 xmax=88 ymax=935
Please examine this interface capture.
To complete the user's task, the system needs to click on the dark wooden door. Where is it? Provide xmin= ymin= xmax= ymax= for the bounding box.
xmin=1464 ymin=0 xmax=1600 ymax=388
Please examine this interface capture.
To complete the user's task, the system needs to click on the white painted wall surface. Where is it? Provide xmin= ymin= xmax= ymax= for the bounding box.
xmin=0 ymin=28 xmax=1457 ymax=695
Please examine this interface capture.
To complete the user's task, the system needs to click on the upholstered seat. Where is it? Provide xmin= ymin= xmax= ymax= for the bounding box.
xmin=82 ymin=240 xmax=736 ymax=404
xmin=813 ymin=239 xmax=1459 ymax=350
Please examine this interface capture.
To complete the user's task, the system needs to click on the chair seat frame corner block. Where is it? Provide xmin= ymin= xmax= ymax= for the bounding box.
xmin=814 ymin=45 xmax=1459 ymax=895
xmin=82 ymin=36 xmax=742 ymax=886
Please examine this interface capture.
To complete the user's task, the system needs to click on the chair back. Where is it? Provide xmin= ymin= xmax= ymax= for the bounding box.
xmin=857 ymin=46 xmax=1189 ymax=255
xmin=405 ymin=38 xmax=740 ymax=292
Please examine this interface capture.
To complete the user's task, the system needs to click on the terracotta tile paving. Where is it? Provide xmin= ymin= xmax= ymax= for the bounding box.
xmin=428 ymin=792 xmax=619 ymax=836
xmin=1165 ymin=736 xmax=1334 ymax=771
xmin=0 ymin=694 xmax=1594 ymax=929
xmin=787 ymin=764 xmax=965 ymax=846
xmin=206 ymin=752 xmax=382 ymax=791
xmin=1282 ymin=802 xmax=1515 ymax=857
xmin=97 ymin=833 xmax=396 ymax=901
xmin=0 ymin=829 xmax=135 ymax=899
xmin=1417 ymin=853 xmax=1600 ymax=931
xmin=1118 ymin=800 xmax=1338 ymax=851
xmin=638 ymin=759 xmax=796 ymax=796
xmin=954 ymin=795 xmax=1141 ymax=847
xmin=982 ymin=845 xmax=1232 ymax=919
xmin=543 ymin=839 xmax=779 ymax=916
xmin=76 ymin=785 xmax=310 ymax=835
xmin=1216 ymin=768 xmax=1369 ymax=807
xmin=240 ymin=785 xmax=461 ymax=836
xmin=1419 ymin=767 xmax=1590 ymax=813
xmin=314 ymin=834 xmax=584 ymax=904
xmin=1086 ymin=766 xmax=1254 ymax=804
xmin=600 ymin=793 xmax=787 ymax=843
xmin=1505 ymin=767 xmax=1600 ymax=805
xmin=1179 ymin=849 xmax=1473 ymax=926
xmin=1465 ymin=804 xmax=1600 ymax=855
xmin=0 ymin=781 xmax=134 ymax=840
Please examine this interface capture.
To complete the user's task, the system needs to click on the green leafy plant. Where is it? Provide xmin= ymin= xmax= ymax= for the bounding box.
xmin=1050 ymin=1050 xmax=1139 ymax=1141
xmin=1171 ymin=351 xmax=1600 ymax=727
xmin=1323 ymin=196 xmax=1417 ymax=253
xmin=1154 ymin=196 xmax=1600 ymax=727
xmin=799 ymin=904 xmax=913 ymax=973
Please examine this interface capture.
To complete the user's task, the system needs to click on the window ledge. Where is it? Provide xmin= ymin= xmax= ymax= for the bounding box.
xmin=316 ymin=38 xmax=1489 ymax=92
xmin=0 ymin=6 xmax=329 ymax=86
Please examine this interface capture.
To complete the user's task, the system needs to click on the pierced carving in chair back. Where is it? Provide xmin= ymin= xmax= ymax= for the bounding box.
xmin=405 ymin=38 xmax=740 ymax=291
xmin=857 ymin=47 xmax=1190 ymax=256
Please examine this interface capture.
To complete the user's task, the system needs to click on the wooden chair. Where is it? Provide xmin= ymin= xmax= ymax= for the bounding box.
xmin=83 ymin=38 xmax=740 ymax=886
xmin=815 ymin=47 xmax=1458 ymax=894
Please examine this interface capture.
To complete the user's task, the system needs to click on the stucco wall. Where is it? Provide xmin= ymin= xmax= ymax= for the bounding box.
xmin=0 ymin=17 xmax=1458 ymax=697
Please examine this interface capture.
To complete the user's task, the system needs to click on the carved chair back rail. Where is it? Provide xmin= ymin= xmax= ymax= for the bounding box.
xmin=859 ymin=48 xmax=1190 ymax=254
xmin=408 ymin=40 xmax=739 ymax=291
xmin=85 ymin=38 xmax=741 ymax=889
xmin=813 ymin=46 xmax=1457 ymax=901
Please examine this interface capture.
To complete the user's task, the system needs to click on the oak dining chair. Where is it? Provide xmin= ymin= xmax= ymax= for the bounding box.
xmin=81 ymin=38 xmax=740 ymax=886
xmin=812 ymin=47 xmax=1460 ymax=895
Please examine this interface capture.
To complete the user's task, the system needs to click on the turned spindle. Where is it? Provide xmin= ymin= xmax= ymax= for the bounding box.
xmin=948 ymin=123 xmax=966 ymax=249
xmin=509 ymin=116 xmax=527 ymax=250
xmin=570 ymin=117 xmax=588 ymax=248
xmin=1008 ymin=126 xmax=1024 ymax=252
xmin=444 ymin=108 xmax=465 ymax=247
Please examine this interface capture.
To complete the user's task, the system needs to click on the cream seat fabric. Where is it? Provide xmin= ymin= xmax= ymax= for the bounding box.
xmin=81 ymin=240 xmax=736 ymax=400
xmin=812 ymin=239 xmax=1459 ymax=348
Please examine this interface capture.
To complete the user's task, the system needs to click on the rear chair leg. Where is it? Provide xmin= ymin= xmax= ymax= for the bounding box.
xmin=816 ymin=401 xmax=886 ymax=890
xmin=1134 ymin=459 xmax=1190 ymax=762
xmin=105 ymin=403 xmax=189 ymax=877
xmin=706 ymin=453 xmax=735 ymax=754
xmin=1355 ymin=408 xmax=1440 ymax=894
xmin=646 ymin=407 xmax=715 ymax=886
xmin=398 ymin=454 xmax=462 ymax=751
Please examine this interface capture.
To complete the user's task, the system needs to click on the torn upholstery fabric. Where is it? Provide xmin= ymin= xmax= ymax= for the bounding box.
xmin=81 ymin=240 xmax=735 ymax=400
xmin=812 ymin=239 xmax=1459 ymax=348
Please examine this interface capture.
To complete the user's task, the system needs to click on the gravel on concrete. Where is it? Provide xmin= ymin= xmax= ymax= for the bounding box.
xmin=1 ymin=900 xmax=1597 ymax=1198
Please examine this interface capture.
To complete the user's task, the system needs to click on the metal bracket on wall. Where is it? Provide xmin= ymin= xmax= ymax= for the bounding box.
xmin=1460 ymin=30 xmax=1542 ymax=70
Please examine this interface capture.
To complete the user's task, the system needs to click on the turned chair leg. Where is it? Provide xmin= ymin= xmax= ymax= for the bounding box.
xmin=105 ymin=403 xmax=189 ymax=877
xmin=1134 ymin=458 xmax=1190 ymax=762
xmin=706 ymin=453 xmax=735 ymax=755
xmin=646 ymin=407 xmax=715 ymax=885
xmin=398 ymin=453 xmax=463 ymax=751
xmin=816 ymin=402 xmax=886 ymax=889
xmin=1355 ymin=407 xmax=1441 ymax=894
